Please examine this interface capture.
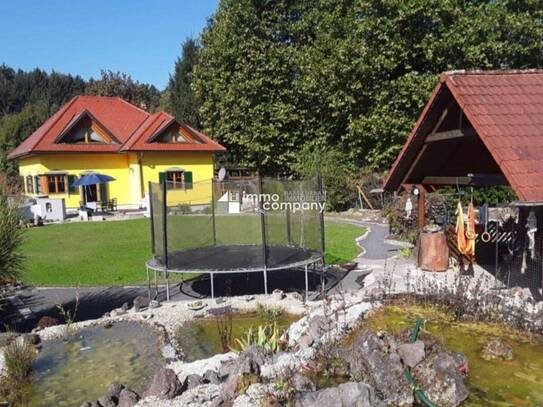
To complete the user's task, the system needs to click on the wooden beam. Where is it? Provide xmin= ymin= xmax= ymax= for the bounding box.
xmin=425 ymin=128 xmax=476 ymax=143
xmin=401 ymin=104 xmax=452 ymax=185
xmin=421 ymin=174 xmax=508 ymax=187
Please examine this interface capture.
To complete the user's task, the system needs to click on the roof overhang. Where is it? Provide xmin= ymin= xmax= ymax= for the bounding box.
xmin=383 ymin=78 xmax=513 ymax=195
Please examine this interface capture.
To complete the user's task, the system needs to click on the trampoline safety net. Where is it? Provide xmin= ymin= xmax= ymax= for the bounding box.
xmin=148 ymin=177 xmax=325 ymax=273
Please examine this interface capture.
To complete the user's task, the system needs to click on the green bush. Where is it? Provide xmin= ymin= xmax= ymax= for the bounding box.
xmin=4 ymin=339 xmax=36 ymax=381
xmin=294 ymin=146 xmax=356 ymax=211
xmin=0 ymin=182 xmax=25 ymax=284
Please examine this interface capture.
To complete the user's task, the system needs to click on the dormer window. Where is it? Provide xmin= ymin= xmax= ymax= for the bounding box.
xmin=150 ymin=121 xmax=203 ymax=144
xmin=57 ymin=115 xmax=116 ymax=145
xmin=63 ymin=126 xmax=107 ymax=143
xmin=155 ymin=129 xmax=189 ymax=144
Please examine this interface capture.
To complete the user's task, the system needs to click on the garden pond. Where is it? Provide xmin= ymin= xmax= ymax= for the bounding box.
xmin=27 ymin=321 xmax=163 ymax=406
xmin=366 ymin=305 xmax=543 ymax=407
xmin=175 ymin=309 xmax=299 ymax=361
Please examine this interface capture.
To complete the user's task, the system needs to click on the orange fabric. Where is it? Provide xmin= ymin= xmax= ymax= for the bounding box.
xmin=455 ymin=201 xmax=476 ymax=257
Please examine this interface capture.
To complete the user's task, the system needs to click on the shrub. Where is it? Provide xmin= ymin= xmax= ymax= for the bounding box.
xmin=294 ymin=145 xmax=357 ymax=212
xmin=37 ymin=315 xmax=60 ymax=329
xmin=0 ymin=179 xmax=25 ymax=284
xmin=4 ymin=339 xmax=36 ymax=381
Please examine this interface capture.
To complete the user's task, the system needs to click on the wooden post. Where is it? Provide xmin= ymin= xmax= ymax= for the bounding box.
xmin=417 ymin=186 xmax=426 ymax=229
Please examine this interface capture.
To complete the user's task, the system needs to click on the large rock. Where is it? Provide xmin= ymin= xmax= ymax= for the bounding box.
xmin=342 ymin=330 xmax=414 ymax=406
xmin=222 ymin=346 xmax=271 ymax=400
xmin=296 ymin=382 xmax=379 ymax=407
xmin=144 ymin=368 xmax=183 ymax=400
xmin=235 ymin=346 xmax=270 ymax=376
xmin=24 ymin=333 xmax=41 ymax=346
xmin=203 ymin=369 xmax=222 ymax=385
xmin=183 ymin=374 xmax=204 ymax=391
xmin=296 ymin=315 xmax=329 ymax=348
xmin=133 ymin=296 xmax=150 ymax=312
xmin=118 ymin=388 xmax=140 ymax=407
xmin=414 ymin=352 xmax=469 ymax=407
xmin=481 ymin=339 xmax=513 ymax=361
xmin=397 ymin=340 xmax=425 ymax=368
xmin=94 ymin=382 xmax=124 ymax=407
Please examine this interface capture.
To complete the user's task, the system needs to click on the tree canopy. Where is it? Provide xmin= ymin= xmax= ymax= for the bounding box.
xmin=164 ymin=38 xmax=202 ymax=128
xmin=193 ymin=0 xmax=543 ymax=174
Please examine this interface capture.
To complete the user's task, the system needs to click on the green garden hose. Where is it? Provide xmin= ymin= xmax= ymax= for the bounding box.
xmin=405 ymin=318 xmax=437 ymax=407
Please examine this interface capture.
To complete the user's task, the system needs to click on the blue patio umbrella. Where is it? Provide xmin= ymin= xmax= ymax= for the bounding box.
xmin=72 ymin=173 xmax=116 ymax=206
xmin=71 ymin=173 xmax=115 ymax=187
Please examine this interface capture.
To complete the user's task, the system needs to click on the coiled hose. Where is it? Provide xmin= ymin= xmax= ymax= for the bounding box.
xmin=405 ymin=318 xmax=437 ymax=407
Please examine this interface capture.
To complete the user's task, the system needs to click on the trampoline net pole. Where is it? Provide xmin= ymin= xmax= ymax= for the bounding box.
xmin=211 ymin=179 xmax=217 ymax=246
xmin=286 ymin=207 xmax=292 ymax=246
xmin=162 ymin=179 xmax=169 ymax=269
xmin=166 ymin=271 xmax=170 ymax=301
xmin=317 ymin=174 xmax=326 ymax=264
xmin=148 ymin=181 xmax=156 ymax=255
xmin=146 ymin=266 xmax=151 ymax=299
xmin=258 ymin=175 xmax=269 ymax=294
xmin=210 ymin=272 xmax=215 ymax=298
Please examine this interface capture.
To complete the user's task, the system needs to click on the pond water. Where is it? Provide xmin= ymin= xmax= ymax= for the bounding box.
xmin=28 ymin=321 xmax=163 ymax=407
xmin=176 ymin=310 xmax=299 ymax=362
xmin=366 ymin=305 xmax=543 ymax=407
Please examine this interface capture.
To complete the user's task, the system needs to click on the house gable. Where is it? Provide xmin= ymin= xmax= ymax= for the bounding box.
xmin=383 ymin=70 xmax=543 ymax=203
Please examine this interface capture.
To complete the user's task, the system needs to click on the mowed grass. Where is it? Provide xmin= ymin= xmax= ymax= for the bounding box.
xmin=21 ymin=218 xmax=364 ymax=286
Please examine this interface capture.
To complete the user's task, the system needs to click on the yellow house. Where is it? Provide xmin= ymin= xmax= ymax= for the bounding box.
xmin=8 ymin=96 xmax=225 ymax=210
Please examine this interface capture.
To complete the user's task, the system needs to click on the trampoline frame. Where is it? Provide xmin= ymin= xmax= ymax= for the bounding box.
xmin=146 ymin=176 xmax=326 ymax=300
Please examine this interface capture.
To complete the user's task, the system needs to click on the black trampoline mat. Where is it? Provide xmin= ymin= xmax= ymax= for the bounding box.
xmin=156 ymin=244 xmax=321 ymax=272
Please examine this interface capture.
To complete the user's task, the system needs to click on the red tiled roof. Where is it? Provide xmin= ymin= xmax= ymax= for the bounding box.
xmin=8 ymin=96 xmax=225 ymax=159
xmin=383 ymin=70 xmax=543 ymax=202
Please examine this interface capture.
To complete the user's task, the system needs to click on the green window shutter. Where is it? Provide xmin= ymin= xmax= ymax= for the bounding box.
xmin=158 ymin=172 xmax=167 ymax=184
xmin=68 ymin=175 xmax=78 ymax=194
xmin=184 ymin=171 xmax=193 ymax=189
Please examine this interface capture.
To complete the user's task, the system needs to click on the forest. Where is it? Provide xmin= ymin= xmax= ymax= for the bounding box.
xmin=2 ymin=0 xmax=543 ymax=209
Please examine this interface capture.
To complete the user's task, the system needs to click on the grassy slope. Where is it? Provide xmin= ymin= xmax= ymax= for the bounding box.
xmin=22 ymin=218 xmax=364 ymax=286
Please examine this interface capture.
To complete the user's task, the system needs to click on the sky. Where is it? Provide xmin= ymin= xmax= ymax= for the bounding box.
xmin=0 ymin=0 xmax=218 ymax=89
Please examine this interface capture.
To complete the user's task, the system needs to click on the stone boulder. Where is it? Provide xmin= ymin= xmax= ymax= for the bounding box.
xmin=144 ymin=368 xmax=183 ymax=400
xmin=414 ymin=352 xmax=469 ymax=407
xmin=149 ymin=300 xmax=161 ymax=309
xmin=342 ymin=330 xmax=413 ymax=406
xmin=235 ymin=346 xmax=270 ymax=376
xmin=24 ymin=333 xmax=41 ymax=346
xmin=133 ymin=296 xmax=150 ymax=312
xmin=222 ymin=346 xmax=271 ymax=400
xmin=118 ymin=388 xmax=140 ymax=407
xmin=182 ymin=374 xmax=204 ymax=391
xmin=397 ymin=340 xmax=425 ymax=368
xmin=481 ymin=339 xmax=513 ymax=361
xmin=98 ymin=382 xmax=124 ymax=406
xmin=296 ymin=314 xmax=329 ymax=349
xmin=295 ymin=382 xmax=379 ymax=407
xmin=203 ymin=369 xmax=222 ymax=385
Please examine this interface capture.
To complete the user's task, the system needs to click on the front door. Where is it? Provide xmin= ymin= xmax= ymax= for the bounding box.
xmin=84 ymin=184 xmax=98 ymax=203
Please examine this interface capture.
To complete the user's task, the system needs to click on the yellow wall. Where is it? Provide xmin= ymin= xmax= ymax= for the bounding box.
xmin=17 ymin=151 xmax=215 ymax=209
xmin=140 ymin=152 xmax=214 ymax=206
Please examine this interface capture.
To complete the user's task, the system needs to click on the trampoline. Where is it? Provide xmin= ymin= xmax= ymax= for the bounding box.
xmin=146 ymin=176 xmax=325 ymax=299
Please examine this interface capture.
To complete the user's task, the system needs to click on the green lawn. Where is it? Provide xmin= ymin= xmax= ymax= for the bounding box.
xmin=21 ymin=218 xmax=364 ymax=286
